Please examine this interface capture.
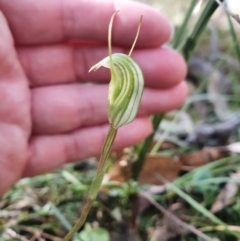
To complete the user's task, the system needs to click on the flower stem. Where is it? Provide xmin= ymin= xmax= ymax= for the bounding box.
xmin=63 ymin=126 xmax=117 ymax=241
xmin=63 ymin=198 xmax=93 ymax=241
xmin=96 ymin=126 xmax=118 ymax=175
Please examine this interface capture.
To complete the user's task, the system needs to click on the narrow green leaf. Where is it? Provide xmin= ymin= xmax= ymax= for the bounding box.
xmin=165 ymin=179 xmax=225 ymax=226
xmin=50 ymin=202 xmax=72 ymax=231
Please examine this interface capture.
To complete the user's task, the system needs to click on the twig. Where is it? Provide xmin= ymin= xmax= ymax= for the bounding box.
xmin=140 ymin=191 xmax=214 ymax=241
xmin=18 ymin=226 xmax=62 ymax=241
xmin=3 ymin=228 xmax=29 ymax=241
xmin=201 ymin=225 xmax=240 ymax=232
xmin=214 ymin=0 xmax=240 ymax=24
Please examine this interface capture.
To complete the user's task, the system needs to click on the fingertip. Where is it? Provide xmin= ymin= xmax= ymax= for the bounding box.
xmin=155 ymin=47 xmax=187 ymax=88
xmin=132 ymin=47 xmax=187 ymax=88
xmin=140 ymin=80 xmax=188 ymax=115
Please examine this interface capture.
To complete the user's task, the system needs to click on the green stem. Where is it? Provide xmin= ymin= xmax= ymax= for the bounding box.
xmin=96 ymin=126 xmax=118 ymax=174
xmin=63 ymin=199 xmax=93 ymax=241
xmin=226 ymin=3 xmax=240 ymax=65
xmin=172 ymin=0 xmax=198 ymax=48
xmin=63 ymin=126 xmax=117 ymax=241
xmin=179 ymin=0 xmax=224 ymax=61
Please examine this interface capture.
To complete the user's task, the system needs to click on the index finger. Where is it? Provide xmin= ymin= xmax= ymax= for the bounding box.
xmin=0 ymin=0 xmax=172 ymax=47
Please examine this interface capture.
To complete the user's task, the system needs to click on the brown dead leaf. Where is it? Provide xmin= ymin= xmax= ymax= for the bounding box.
xmin=138 ymin=155 xmax=181 ymax=185
xmin=148 ymin=203 xmax=185 ymax=241
xmin=105 ymin=145 xmax=230 ymax=186
xmin=180 ymin=147 xmax=229 ymax=171
xmin=106 ymin=153 xmax=181 ymax=185
xmin=210 ymin=170 xmax=240 ymax=213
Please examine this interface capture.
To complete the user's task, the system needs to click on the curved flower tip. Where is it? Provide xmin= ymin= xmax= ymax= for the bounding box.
xmin=89 ymin=57 xmax=111 ymax=72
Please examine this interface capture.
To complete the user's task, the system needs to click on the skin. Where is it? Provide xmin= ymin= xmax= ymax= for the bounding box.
xmin=0 ymin=0 xmax=187 ymax=196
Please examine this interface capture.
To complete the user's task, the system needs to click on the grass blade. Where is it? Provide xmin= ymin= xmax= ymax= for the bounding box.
xmin=160 ymin=178 xmax=240 ymax=238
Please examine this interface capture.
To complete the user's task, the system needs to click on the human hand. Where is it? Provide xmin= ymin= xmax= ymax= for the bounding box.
xmin=0 ymin=0 xmax=187 ymax=196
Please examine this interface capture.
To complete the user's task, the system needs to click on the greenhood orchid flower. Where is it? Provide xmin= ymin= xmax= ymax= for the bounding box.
xmin=89 ymin=53 xmax=144 ymax=128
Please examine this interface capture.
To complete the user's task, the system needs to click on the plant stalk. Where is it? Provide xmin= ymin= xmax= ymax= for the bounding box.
xmin=172 ymin=0 xmax=198 ymax=48
xmin=226 ymin=4 xmax=240 ymax=65
xmin=179 ymin=0 xmax=224 ymax=61
xmin=63 ymin=126 xmax=117 ymax=241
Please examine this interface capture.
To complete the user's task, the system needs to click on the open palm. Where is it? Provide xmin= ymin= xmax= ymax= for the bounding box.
xmin=0 ymin=0 xmax=187 ymax=195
